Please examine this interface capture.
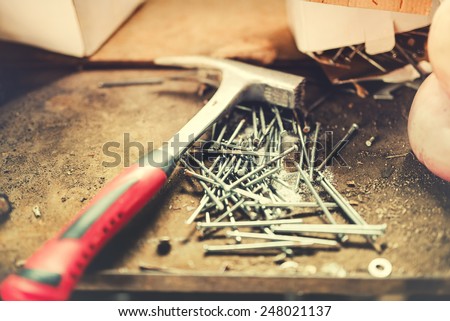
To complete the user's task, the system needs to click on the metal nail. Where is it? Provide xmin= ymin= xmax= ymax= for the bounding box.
xmin=185 ymin=196 xmax=209 ymax=224
xmin=232 ymin=188 xmax=273 ymax=204
xmin=228 ymin=145 xmax=298 ymax=189
xmin=226 ymin=231 xmax=339 ymax=247
xmin=228 ymin=214 xmax=242 ymax=243
xmin=296 ymin=124 xmax=311 ymax=168
xmin=263 ymin=117 xmax=277 ymax=137
xmin=315 ymin=172 xmax=379 ymax=250
xmin=229 ymin=194 xmax=255 ymax=219
xmin=331 ymin=47 xmax=345 ymax=62
xmin=395 ymin=43 xmax=426 ymax=78
xmin=259 ymin=107 xmax=267 ymax=133
xmin=203 ymin=191 xmax=234 ymax=211
xmin=235 ymin=104 xmax=253 ymax=112
xmin=272 ymin=106 xmax=285 ymax=133
xmin=251 ymin=184 xmax=264 ymax=194
xmin=234 ymin=157 xmax=243 ymax=174
xmin=215 ymin=156 xmax=231 ymax=177
xmin=212 ymin=199 xmax=245 ymax=223
xmin=307 ymin=92 xmax=333 ymax=114
xmin=350 ymin=45 xmax=387 ymax=72
xmin=99 ymin=78 xmax=165 ymax=88
xmin=204 ymin=241 xmax=314 ymax=253
xmin=348 ymin=44 xmax=362 ymax=60
xmin=197 ymin=218 xmax=304 ymax=229
xmin=272 ymin=177 xmax=291 ymax=189
xmin=252 ymin=108 xmax=259 ymax=143
xmin=309 ymin=122 xmax=320 ymax=180
xmin=187 ymin=154 xmax=229 ymax=190
xmin=292 ymin=120 xmax=298 ymax=134
xmin=242 ymin=201 xmax=338 ymax=208
xmin=243 ymin=167 xmax=280 ymax=187
xmin=236 ymin=158 xmax=249 ymax=177
xmin=198 ymin=180 xmax=224 ymax=211
xmin=296 ymin=163 xmax=347 ymax=242
xmin=184 ymin=169 xmax=220 ymax=186
xmin=365 ymin=136 xmax=376 ymax=147
xmin=264 ymin=189 xmax=284 ymax=218
xmin=211 ymin=122 xmax=217 ymax=141
xmin=220 ymin=156 xmax=237 ymax=181
xmin=213 ymin=124 xmax=228 ymax=149
xmin=229 ymin=145 xmax=298 ymax=189
xmin=194 ymin=147 xmax=274 ymax=158
xmin=262 ymin=227 xmax=293 ymax=256
xmin=316 ymin=123 xmax=358 ymax=171
xmin=225 ymin=119 xmax=246 ymax=146
xmin=272 ymin=223 xmax=386 ymax=236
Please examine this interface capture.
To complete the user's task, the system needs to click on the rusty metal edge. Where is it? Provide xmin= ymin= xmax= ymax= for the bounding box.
xmin=78 ymin=272 xmax=450 ymax=296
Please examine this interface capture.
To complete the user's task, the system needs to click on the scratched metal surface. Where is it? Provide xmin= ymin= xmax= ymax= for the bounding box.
xmin=0 ymin=67 xmax=449 ymax=298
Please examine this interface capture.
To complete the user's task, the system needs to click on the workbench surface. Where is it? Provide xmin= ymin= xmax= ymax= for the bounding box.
xmin=0 ymin=67 xmax=449 ymax=299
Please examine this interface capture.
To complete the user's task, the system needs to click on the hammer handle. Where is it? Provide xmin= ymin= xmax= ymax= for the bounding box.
xmin=0 ymin=148 xmax=174 ymax=300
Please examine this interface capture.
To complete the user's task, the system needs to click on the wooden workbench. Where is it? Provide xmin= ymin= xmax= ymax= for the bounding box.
xmin=0 ymin=0 xmax=449 ymax=300
xmin=0 ymin=66 xmax=449 ymax=299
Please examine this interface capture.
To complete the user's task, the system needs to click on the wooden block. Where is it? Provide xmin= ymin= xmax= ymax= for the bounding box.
xmin=306 ymin=0 xmax=433 ymax=15
xmin=90 ymin=0 xmax=305 ymax=64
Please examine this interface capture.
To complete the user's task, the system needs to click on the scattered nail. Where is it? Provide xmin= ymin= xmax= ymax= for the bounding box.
xmin=180 ymin=104 xmax=385 ymax=259
xmin=365 ymin=136 xmax=376 ymax=147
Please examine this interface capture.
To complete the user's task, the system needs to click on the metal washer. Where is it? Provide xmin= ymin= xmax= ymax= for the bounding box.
xmin=368 ymin=258 xmax=392 ymax=278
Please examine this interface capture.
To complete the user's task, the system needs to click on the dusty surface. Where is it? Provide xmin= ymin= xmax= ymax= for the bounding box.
xmin=0 ymin=68 xmax=449 ymax=297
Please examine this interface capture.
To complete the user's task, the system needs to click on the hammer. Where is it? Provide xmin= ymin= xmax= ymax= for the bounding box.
xmin=0 ymin=56 xmax=305 ymax=300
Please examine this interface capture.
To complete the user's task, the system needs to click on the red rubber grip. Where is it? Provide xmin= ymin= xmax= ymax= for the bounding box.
xmin=0 ymin=163 xmax=168 ymax=300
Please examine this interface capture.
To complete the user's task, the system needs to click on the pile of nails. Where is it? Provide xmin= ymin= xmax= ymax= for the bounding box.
xmin=181 ymin=104 xmax=386 ymax=254
xmin=310 ymin=34 xmax=428 ymax=100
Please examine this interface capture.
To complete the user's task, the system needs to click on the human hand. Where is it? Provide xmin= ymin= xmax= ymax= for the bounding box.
xmin=408 ymin=0 xmax=450 ymax=181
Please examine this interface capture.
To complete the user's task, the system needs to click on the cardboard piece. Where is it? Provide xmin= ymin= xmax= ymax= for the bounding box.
xmin=287 ymin=0 xmax=438 ymax=54
xmin=305 ymin=0 xmax=433 ymax=15
xmin=0 ymin=0 xmax=144 ymax=57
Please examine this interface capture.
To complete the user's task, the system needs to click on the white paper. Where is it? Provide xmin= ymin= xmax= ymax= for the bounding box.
xmin=287 ymin=0 xmax=437 ymax=54
xmin=0 ymin=0 xmax=144 ymax=57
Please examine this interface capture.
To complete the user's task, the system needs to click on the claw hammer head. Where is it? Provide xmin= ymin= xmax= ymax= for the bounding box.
xmin=154 ymin=56 xmax=305 ymax=110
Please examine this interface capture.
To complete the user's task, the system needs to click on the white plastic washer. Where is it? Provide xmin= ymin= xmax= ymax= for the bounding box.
xmin=368 ymin=258 xmax=392 ymax=278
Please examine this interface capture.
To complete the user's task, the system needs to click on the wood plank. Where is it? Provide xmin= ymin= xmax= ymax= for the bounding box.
xmin=2 ymin=68 xmax=450 ymax=298
xmin=90 ymin=0 xmax=304 ymax=64
xmin=78 ymin=273 xmax=450 ymax=296
xmin=306 ymin=0 xmax=432 ymax=15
